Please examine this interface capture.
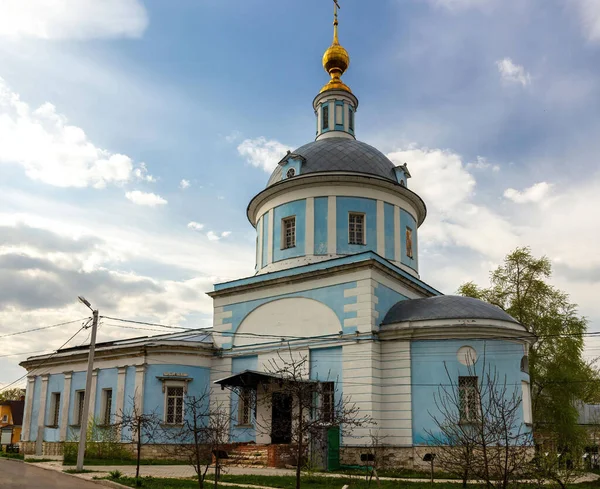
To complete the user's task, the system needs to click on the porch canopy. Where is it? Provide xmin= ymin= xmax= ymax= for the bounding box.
xmin=213 ymin=369 xmax=316 ymax=390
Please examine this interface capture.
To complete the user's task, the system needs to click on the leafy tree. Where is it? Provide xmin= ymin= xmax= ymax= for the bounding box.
xmin=458 ymin=247 xmax=600 ymax=448
xmin=0 ymin=388 xmax=25 ymax=402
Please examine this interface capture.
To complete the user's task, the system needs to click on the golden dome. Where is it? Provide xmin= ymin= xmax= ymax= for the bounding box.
xmin=320 ymin=6 xmax=352 ymax=93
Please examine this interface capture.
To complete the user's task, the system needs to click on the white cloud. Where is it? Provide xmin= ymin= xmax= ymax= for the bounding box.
xmin=237 ymin=137 xmax=291 ymax=173
xmin=0 ymin=0 xmax=148 ymax=40
xmin=207 ymin=231 xmax=232 ymax=241
xmin=125 ymin=191 xmax=167 ymax=207
xmin=504 ymin=182 xmax=553 ymax=204
xmin=496 ymin=58 xmax=531 ymax=87
xmin=0 ymin=78 xmax=150 ymax=188
xmin=429 ymin=0 xmax=492 ymax=10
xmin=574 ymin=0 xmax=600 ymax=43
xmin=179 ymin=179 xmax=191 ymax=190
xmin=225 ymin=130 xmax=242 ymax=143
xmin=466 ymin=156 xmax=500 ymax=172
xmin=187 ymin=222 xmax=204 ymax=231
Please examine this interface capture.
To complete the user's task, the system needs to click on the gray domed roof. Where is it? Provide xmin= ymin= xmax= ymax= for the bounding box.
xmin=267 ymin=138 xmax=397 ymax=187
xmin=382 ymin=295 xmax=519 ymax=325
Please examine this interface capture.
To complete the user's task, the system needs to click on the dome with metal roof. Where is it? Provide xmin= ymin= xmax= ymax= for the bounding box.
xmin=267 ymin=138 xmax=398 ymax=187
xmin=381 ymin=295 xmax=520 ymax=326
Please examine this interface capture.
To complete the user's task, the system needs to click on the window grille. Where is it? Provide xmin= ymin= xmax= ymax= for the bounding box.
xmin=103 ymin=389 xmax=113 ymax=425
xmin=322 ymin=105 xmax=329 ymax=130
xmin=166 ymin=386 xmax=184 ymax=424
xmin=238 ymin=388 xmax=252 ymax=425
xmin=348 ymin=213 xmax=365 ymax=245
xmin=459 ymin=376 xmax=479 ymax=423
xmin=50 ymin=393 xmax=60 ymax=427
xmin=282 ymin=217 xmax=296 ymax=249
xmin=321 ymin=382 xmax=335 ymax=423
xmin=75 ymin=390 xmax=85 ymax=426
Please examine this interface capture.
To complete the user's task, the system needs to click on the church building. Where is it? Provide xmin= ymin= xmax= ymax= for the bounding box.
xmin=18 ymin=5 xmax=534 ymax=468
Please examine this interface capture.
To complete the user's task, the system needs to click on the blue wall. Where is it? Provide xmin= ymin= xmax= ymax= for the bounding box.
xmin=273 ymin=199 xmax=306 ymax=262
xmin=400 ymin=209 xmax=418 ymax=271
xmin=230 ymin=356 xmax=258 ymax=442
xmin=411 ymin=339 xmax=529 ymax=445
xmin=384 ymin=202 xmax=395 ymax=260
xmin=43 ymin=374 xmax=64 ymax=442
xmin=94 ymin=368 xmax=118 ymax=423
xmin=121 ymin=366 xmax=137 ymax=442
xmin=336 ymin=197 xmax=377 ymax=255
xmin=310 ymin=347 xmax=343 ymax=403
xmin=314 ymin=197 xmax=329 ymax=255
xmin=375 ymin=283 xmax=408 ymax=323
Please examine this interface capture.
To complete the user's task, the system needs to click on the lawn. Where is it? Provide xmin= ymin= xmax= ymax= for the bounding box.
xmin=63 ymin=458 xmax=189 ymax=466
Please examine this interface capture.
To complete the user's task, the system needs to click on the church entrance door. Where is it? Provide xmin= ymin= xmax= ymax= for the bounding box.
xmin=271 ymin=392 xmax=292 ymax=444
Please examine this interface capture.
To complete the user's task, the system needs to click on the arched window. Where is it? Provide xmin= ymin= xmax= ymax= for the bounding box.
xmin=520 ymin=355 xmax=529 ymax=374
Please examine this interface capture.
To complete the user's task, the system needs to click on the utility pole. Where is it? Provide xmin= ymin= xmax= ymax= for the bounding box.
xmin=76 ymin=296 xmax=99 ymax=472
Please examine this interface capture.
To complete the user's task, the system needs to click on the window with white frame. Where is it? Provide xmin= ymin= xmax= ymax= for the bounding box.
xmin=282 ymin=216 xmax=296 ymax=249
xmin=101 ymin=389 xmax=113 ymax=425
xmin=74 ymin=390 xmax=85 ymax=426
xmin=321 ymin=382 xmax=335 ymax=423
xmin=48 ymin=392 xmax=61 ymax=427
xmin=238 ymin=388 xmax=252 ymax=426
xmin=459 ymin=376 xmax=479 ymax=423
xmin=522 ymin=381 xmax=532 ymax=424
xmin=165 ymin=386 xmax=184 ymax=424
xmin=348 ymin=213 xmax=365 ymax=245
xmin=322 ymin=104 xmax=329 ymax=130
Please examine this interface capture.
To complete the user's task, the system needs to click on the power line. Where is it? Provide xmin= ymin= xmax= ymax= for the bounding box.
xmin=0 ymin=318 xmax=91 ymax=339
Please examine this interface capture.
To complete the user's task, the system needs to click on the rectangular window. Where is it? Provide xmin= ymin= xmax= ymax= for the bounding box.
xmin=348 ymin=107 xmax=354 ymax=131
xmin=459 ymin=376 xmax=479 ymax=423
xmin=238 ymin=388 xmax=252 ymax=426
xmin=348 ymin=213 xmax=365 ymax=245
xmin=522 ymin=381 xmax=532 ymax=424
xmin=48 ymin=392 xmax=61 ymax=427
xmin=74 ymin=390 xmax=85 ymax=426
xmin=321 ymin=382 xmax=335 ymax=423
xmin=1 ymin=415 xmax=7 ymax=423
xmin=102 ymin=389 xmax=113 ymax=425
xmin=282 ymin=216 xmax=296 ymax=249
xmin=166 ymin=386 xmax=184 ymax=424
xmin=322 ymin=104 xmax=329 ymax=130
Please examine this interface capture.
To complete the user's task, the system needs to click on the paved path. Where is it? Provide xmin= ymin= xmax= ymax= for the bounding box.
xmin=0 ymin=459 xmax=103 ymax=488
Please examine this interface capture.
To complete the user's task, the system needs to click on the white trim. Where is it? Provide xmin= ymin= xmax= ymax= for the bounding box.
xmin=394 ymin=205 xmax=401 ymax=262
xmin=257 ymin=218 xmax=263 ymax=269
xmin=376 ymin=200 xmax=385 ymax=256
xmin=88 ymin=369 xmax=98 ymax=425
xmin=22 ymin=376 xmax=36 ymax=441
xmin=59 ymin=372 xmax=72 ymax=440
xmin=115 ymin=366 xmax=127 ymax=439
xmin=37 ymin=374 xmax=49 ymax=430
xmin=134 ymin=364 xmax=146 ymax=414
xmin=327 ymin=196 xmax=337 ymax=254
xmin=305 ymin=197 xmax=315 ymax=256
xmin=267 ymin=209 xmax=274 ymax=265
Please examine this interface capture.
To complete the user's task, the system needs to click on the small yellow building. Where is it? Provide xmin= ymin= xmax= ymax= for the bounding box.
xmin=0 ymin=399 xmax=25 ymax=445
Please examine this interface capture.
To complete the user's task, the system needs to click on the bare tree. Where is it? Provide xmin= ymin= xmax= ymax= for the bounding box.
xmin=162 ymin=389 xmax=232 ymax=489
xmin=117 ymin=393 xmax=161 ymax=482
xmin=255 ymin=347 xmax=373 ymax=489
xmin=426 ymin=357 xmax=533 ymax=489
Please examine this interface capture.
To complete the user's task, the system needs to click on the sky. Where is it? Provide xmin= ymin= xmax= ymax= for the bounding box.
xmin=1 ymin=0 xmax=600 ymax=388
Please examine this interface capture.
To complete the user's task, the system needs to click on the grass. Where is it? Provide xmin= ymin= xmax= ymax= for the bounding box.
xmin=0 ymin=452 xmax=24 ymax=460
xmin=64 ymin=468 xmax=98 ymax=474
xmin=25 ymin=458 xmax=60 ymax=463
xmin=332 ymin=467 xmax=460 ymax=479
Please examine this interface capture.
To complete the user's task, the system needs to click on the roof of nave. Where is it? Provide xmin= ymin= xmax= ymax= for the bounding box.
xmin=267 ymin=138 xmax=398 ymax=187
xmin=382 ymin=295 xmax=520 ymax=325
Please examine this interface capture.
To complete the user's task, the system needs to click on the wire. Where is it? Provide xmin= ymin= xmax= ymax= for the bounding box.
xmin=0 ymin=324 xmax=87 ymax=393
xmin=0 ymin=318 xmax=90 ymax=339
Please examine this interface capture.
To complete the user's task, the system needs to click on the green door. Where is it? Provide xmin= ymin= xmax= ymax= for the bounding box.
xmin=327 ymin=426 xmax=340 ymax=471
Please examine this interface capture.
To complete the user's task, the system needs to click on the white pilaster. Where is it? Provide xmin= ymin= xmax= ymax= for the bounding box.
xmin=394 ymin=205 xmax=401 ymax=262
xmin=21 ymin=376 xmax=36 ymax=441
xmin=134 ymin=364 xmax=146 ymax=414
xmin=266 ymin=209 xmax=274 ymax=265
xmin=88 ymin=369 xmax=99 ymax=423
xmin=257 ymin=218 xmax=263 ymax=270
xmin=376 ymin=200 xmax=385 ymax=256
xmin=327 ymin=196 xmax=337 ymax=254
xmin=37 ymin=374 xmax=49 ymax=429
xmin=305 ymin=197 xmax=315 ymax=256
xmin=116 ymin=366 xmax=127 ymax=440
xmin=59 ymin=372 xmax=72 ymax=441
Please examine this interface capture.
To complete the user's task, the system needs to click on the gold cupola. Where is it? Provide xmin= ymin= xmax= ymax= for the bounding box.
xmin=321 ymin=2 xmax=351 ymax=93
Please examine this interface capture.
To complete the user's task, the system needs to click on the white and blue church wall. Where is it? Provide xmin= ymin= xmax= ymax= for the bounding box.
xmin=251 ymin=182 xmax=422 ymax=278
xmin=411 ymin=339 xmax=531 ymax=445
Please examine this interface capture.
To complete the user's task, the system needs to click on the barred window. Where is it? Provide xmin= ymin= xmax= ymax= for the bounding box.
xmin=49 ymin=392 xmax=60 ymax=427
xmin=348 ymin=213 xmax=365 ymax=245
xmin=322 ymin=105 xmax=329 ymax=130
xmin=166 ymin=386 xmax=184 ymax=424
xmin=238 ymin=388 xmax=252 ymax=426
xmin=282 ymin=217 xmax=296 ymax=249
xmin=349 ymin=107 xmax=354 ymax=131
xmin=102 ymin=389 xmax=113 ymax=425
xmin=321 ymin=382 xmax=335 ymax=423
xmin=75 ymin=390 xmax=85 ymax=426
xmin=459 ymin=376 xmax=479 ymax=423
